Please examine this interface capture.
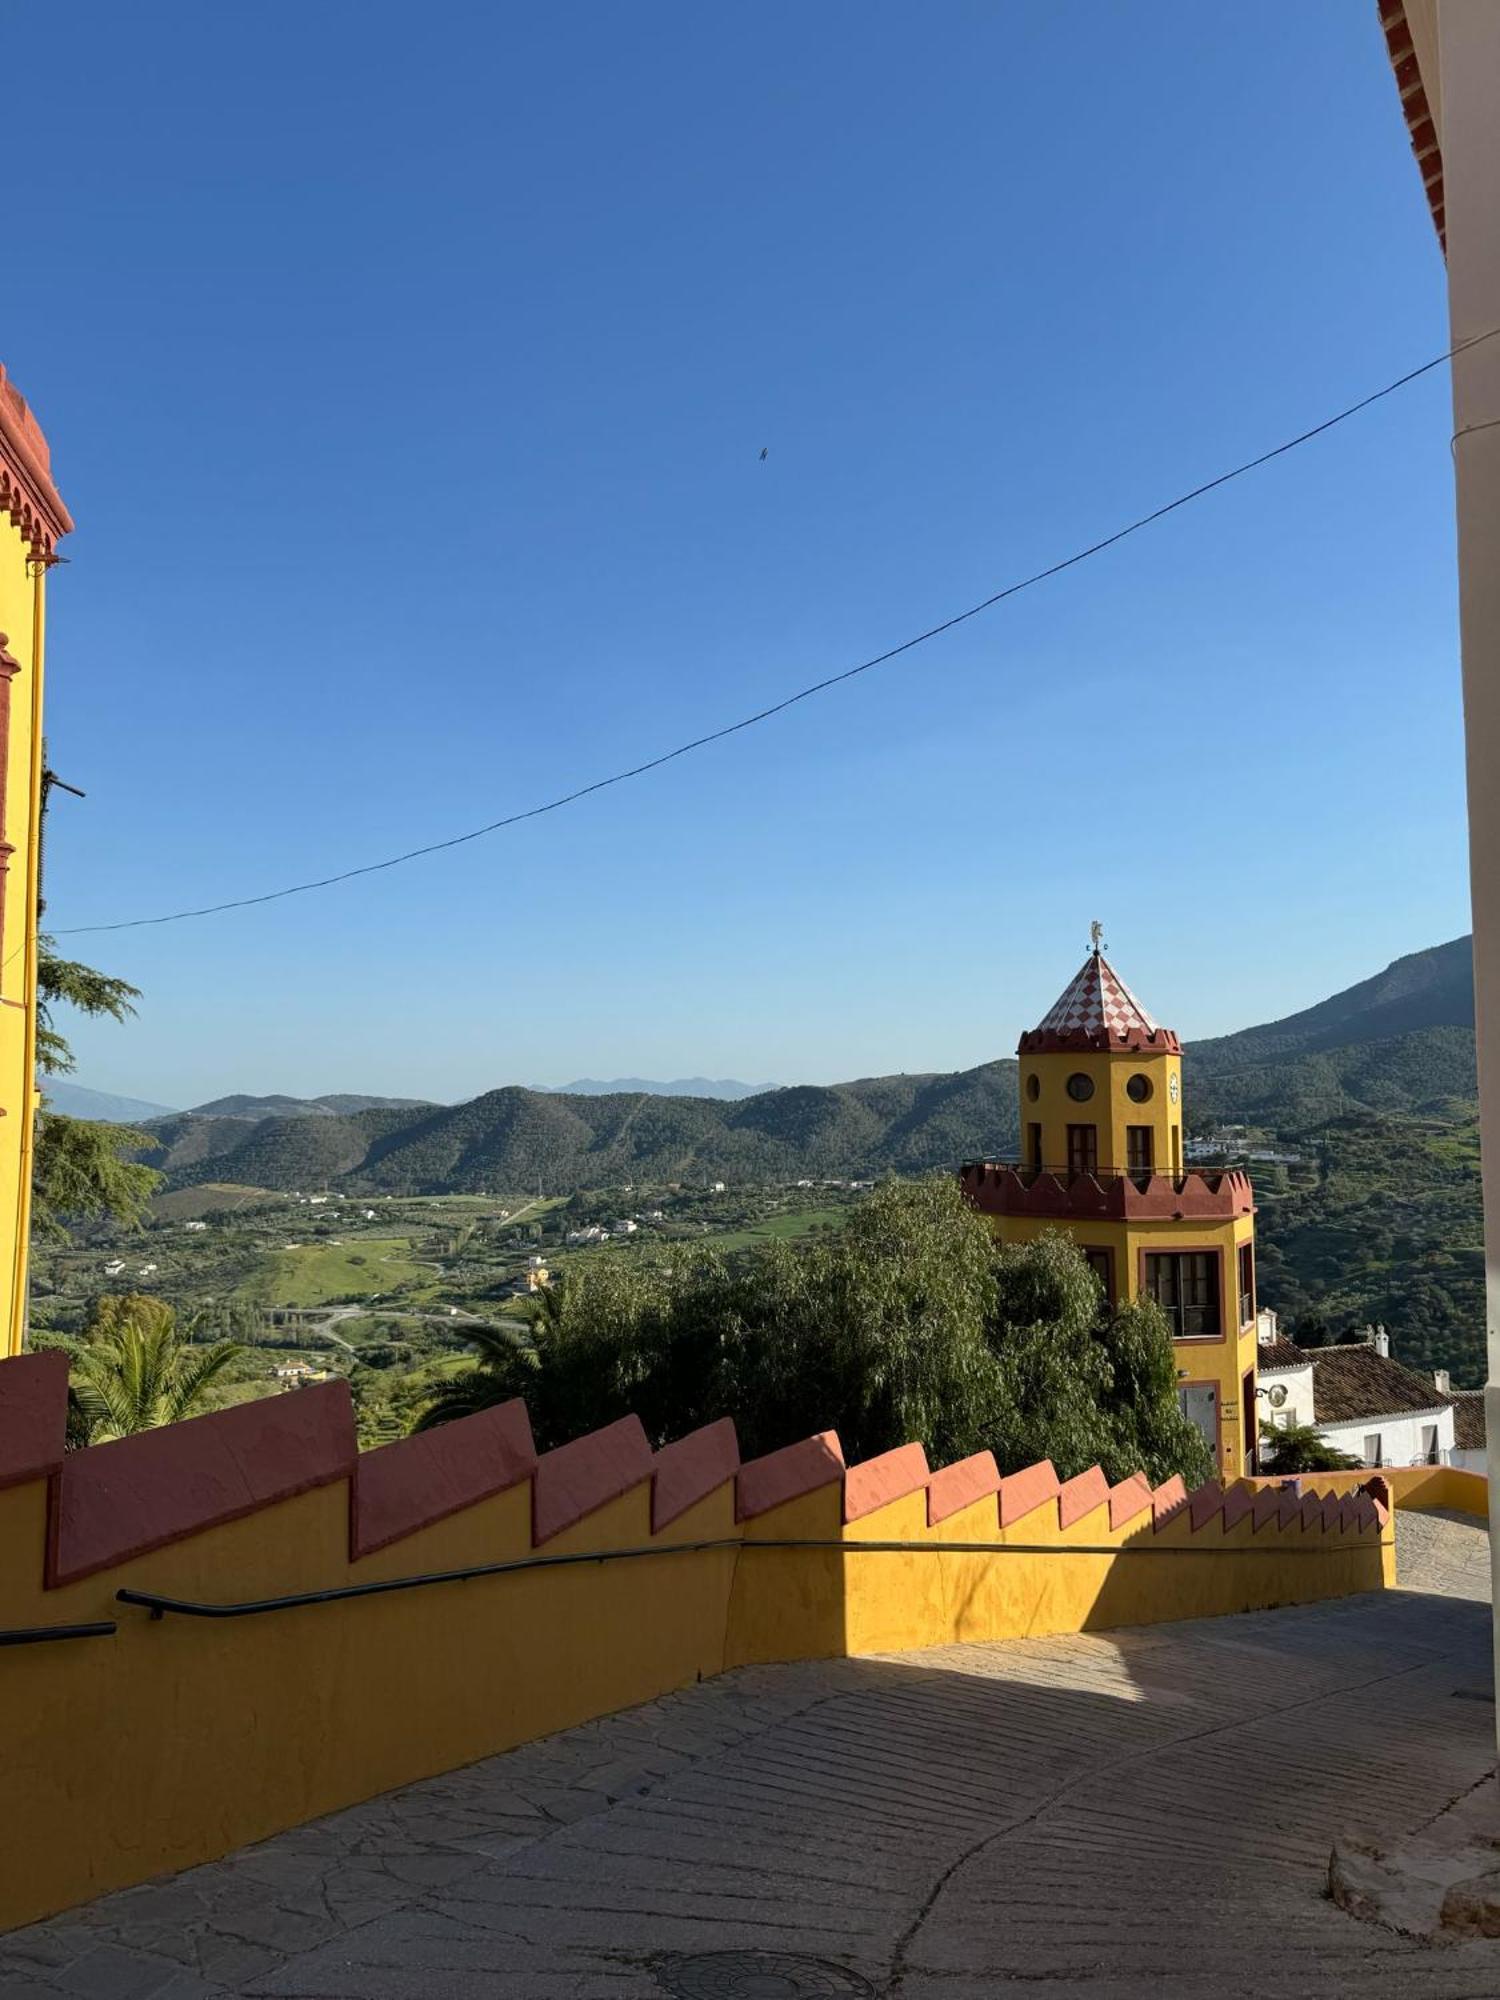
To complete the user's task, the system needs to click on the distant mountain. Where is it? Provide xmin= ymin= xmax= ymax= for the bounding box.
xmin=546 ymin=1078 xmax=772 ymax=1101
xmin=42 ymin=1082 xmax=178 ymax=1125
xmin=1192 ymin=937 xmax=1473 ymax=1067
xmin=134 ymin=936 xmax=1476 ymax=1189
xmin=1188 ymin=938 xmax=1475 ymax=1133
xmin=183 ymin=1093 xmax=436 ymax=1122
xmin=140 ymin=1066 xmax=1020 ymax=1193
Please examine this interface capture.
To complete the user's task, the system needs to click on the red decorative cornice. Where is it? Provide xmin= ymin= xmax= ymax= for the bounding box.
xmin=960 ymin=1161 xmax=1254 ymax=1223
xmin=0 ymin=364 xmax=73 ymax=557
xmin=1017 ymin=1025 xmax=1181 ymax=1056
xmin=1378 ymin=1 xmax=1445 ymax=252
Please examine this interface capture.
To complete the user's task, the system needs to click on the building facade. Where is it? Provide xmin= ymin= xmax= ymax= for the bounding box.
xmin=1257 ymin=1318 xmax=1457 ymax=1469
xmin=961 ymin=946 xmax=1258 ymax=1479
xmin=0 ymin=366 xmax=71 ymax=1357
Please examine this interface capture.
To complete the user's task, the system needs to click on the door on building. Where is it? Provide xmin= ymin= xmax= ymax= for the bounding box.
xmin=1242 ymin=1368 xmax=1256 ymax=1471
xmin=1178 ymin=1383 xmax=1217 ymax=1456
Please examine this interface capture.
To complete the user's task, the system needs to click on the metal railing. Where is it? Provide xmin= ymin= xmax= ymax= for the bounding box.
xmin=112 ymin=1521 xmax=1385 ymax=1625
xmin=0 ymin=1619 xmax=117 ymax=1648
xmin=965 ymin=1162 xmax=1245 ymax=1189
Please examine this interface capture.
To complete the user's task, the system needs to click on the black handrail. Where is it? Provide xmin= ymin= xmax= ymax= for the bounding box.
xmin=0 ymin=1619 xmax=117 ymax=1648
xmin=114 ymin=1524 xmax=1383 ymax=1624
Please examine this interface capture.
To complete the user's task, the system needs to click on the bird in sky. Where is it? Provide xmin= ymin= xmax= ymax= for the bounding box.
xmin=759 ymin=446 xmax=768 ymax=461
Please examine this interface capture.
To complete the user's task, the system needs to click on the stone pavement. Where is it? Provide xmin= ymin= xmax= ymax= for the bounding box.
xmin=3 ymin=1510 xmax=1497 ymax=1999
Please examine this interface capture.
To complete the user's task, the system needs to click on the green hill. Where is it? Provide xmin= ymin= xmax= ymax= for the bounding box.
xmin=134 ymin=937 xmax=1484 ymax=1382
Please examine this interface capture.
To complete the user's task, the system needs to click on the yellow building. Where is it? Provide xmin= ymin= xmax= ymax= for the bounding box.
xmin=0 ymin=365 xmax=72 ymax=1357
xmin=961 ymin=943 xmax=1259 ymax=1479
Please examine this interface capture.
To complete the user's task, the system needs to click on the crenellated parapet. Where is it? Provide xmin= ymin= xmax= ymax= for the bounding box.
xmin=0 ymin=1352 xmax=1389 ymax=1935
xmin=0 ymin=366 xmax=72 ymax=559
xmin=960 ymin=1160 xmax=1255 ymax=1223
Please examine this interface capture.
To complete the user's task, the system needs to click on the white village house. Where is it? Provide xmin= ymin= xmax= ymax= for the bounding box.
xmin=1255 ymin=1313 xmax=1459 ymax=1469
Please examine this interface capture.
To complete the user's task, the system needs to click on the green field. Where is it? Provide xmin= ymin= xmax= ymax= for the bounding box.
xmin=245 ymin=1236 xmax=428 ymax=1307
xmin=151 ymin=1183 xmax=280 ymax=1221
xmin=701 ymin=1207 xmax=850 ymax=1254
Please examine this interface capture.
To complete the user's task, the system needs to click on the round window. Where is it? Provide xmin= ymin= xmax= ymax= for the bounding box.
xmin=1065 ymin=1073 xmax=1094 ymax=1103
xmin=1126 ymin=1073 xmax=1153 ymax=1103
xmin=1025 ymin=1074 xmax=1040 ymax=1102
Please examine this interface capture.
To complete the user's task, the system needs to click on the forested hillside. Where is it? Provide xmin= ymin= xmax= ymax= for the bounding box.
xmin=131 ymin=938 xmax=1485 ymax=1382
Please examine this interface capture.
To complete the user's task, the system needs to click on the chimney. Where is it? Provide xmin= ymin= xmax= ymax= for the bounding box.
xmin=1372 ymin=1324 xmax=1390 ymax=1359
xmin=1435 ymin=1368 xmax=1451 ymax=1396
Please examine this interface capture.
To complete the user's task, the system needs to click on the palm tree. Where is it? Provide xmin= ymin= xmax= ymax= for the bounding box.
xmin=411 ymin=1316 xmax=542 ymax=1432
xmin=69 ymin=1295 xmax=242 ymax=1445
xmin=1259 ymin=1418 xmax=1359 ymax=1474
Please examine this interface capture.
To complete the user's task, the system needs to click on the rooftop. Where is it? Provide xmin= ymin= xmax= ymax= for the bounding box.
xmin=1 ymin=1508 xmax=1489 ymax=1997
xmin=1311 ymin=1342 xmax=1454 ymax=1424
xmin=1018 ymin=948 xmax=1181 ymax=1056
xmin=1254 ymin=1336 xmax=1309 ymax=1373
xmin=1451 ymin=1389 xmax=1486 ymax=1452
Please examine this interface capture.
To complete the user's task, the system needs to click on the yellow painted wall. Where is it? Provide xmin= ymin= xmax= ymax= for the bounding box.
xmin=1016 ymin=1046 xmax=1181 ymax=1175
xmin=0 ymin=1455 xmax=1388 ymax=1934
xmin=1247 ymin=1463 xmax=1488 ymax=1518
xmin=0 ymin=515 xmax=43 ymax=1359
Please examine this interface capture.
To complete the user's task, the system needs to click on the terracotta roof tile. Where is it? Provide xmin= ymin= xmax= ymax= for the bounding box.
xmin=1450 ymin=1391 xmax=1485 ymax=1453
xmin=1310 ymin=1344 xmax=1452 ymax=1425
xmin=1255 ymin=1338 xmax=1309 ymax=1373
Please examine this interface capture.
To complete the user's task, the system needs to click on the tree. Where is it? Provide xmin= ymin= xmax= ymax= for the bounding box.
xmin=412 ymin=1316 xmax=544 ymax=1434
xmin=31 ymin=937 xmax=162 ymax=1239
xmin=985 ymin=1232 xmax=1213 ymax=1487
xmin=68 ymin=1295 xmax=241 ymax=1444
xmin=1258 ymin=1419 xmax=1359 ymax=1474
xmin=412 ymin=1187 xmax=1210 ymax=1490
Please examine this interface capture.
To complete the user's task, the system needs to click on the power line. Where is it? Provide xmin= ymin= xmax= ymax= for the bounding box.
xmin=55 ymin=326 xmax=1499 ymax=939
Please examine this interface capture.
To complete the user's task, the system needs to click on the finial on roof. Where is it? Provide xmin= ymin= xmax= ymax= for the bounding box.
xmin=1090 ymin=919 xmax=1105 ymax=955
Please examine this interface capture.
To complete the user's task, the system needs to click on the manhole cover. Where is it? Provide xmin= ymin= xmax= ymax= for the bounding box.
xmin=657 ymin=1951 xmax=876 ymax=1998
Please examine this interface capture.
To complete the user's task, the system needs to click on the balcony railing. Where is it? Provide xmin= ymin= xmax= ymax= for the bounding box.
xmin=965 ymin=1162 xmax=1250 ymax=1194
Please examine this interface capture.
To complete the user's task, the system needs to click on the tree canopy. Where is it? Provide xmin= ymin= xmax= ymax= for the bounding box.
xmin=417 ymin=1181 xmax=1213 ymax=1489
xmin=31 ymin=937 xmax=162 ymax=1240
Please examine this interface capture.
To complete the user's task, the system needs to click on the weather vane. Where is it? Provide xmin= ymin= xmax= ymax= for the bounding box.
xmin=1090 ymin=919 xmax=1105 ymax=954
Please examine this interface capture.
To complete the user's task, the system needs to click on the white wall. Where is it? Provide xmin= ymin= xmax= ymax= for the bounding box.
xmin=1454 ymin=1447 xmax=1487 ymax=1476
xmin=1255 ymin=1363 xmax=1315 ymax=1430
xmin=1319 ymin=1405 xmax=1457 ymax=1469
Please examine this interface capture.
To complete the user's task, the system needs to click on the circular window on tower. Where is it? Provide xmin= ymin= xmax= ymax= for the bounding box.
xmin=1065 ymin=1073 xmax=1094 ymax=1102
xmin=1126 ymin=1073 xmax=1153 ymax=1103
xmin=1025 ymin=1073 xmax=1040 ymax=1102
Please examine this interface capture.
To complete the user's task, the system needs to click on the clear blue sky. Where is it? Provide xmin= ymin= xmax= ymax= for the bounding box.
xmin=9 ymin=1 xmax=1465 ymax=1108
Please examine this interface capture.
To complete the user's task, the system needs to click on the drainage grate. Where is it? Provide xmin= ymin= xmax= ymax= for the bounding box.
xmin=656 ymin=1951 xmax=878 ymax=1998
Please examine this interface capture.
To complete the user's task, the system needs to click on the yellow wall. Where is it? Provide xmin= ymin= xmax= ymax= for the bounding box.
xmin=1016 ymin=1046 xmax=1182 ymax=1174
xmin=0 ymin=1449 xmax=1387 ymax=1935
xmin=1247 ymin=1463 xmax=1488 ymax=1518
xmin=0 ymin=514 xmax=43 ymax=1358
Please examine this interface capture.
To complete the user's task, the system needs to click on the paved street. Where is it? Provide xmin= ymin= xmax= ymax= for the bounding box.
xmin=3 ymin=1510 xmax=1496 ymax=1998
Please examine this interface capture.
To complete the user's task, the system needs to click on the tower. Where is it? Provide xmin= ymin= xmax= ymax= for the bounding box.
xmin=961 ymin=940 xmax=1259 ymax=1478
xmin=0 ymin=366 xmax=72 ymax=1355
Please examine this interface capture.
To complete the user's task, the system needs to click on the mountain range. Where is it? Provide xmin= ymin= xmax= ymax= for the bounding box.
xmin=544 ymin=1078 xmax=770 ymax=1100
xmin=132 ymin=937 xmax=1476 ymax=1195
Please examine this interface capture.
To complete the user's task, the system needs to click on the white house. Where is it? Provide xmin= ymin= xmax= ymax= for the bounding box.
xmin=183 ymin=1220 xmax=207 ymax=1233
xmin=1256 ymin=1317 xmax=1456 ymax=1469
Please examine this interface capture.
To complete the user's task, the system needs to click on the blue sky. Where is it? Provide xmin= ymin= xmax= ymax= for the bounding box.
xmin=10 ymin=1 xmax=1463 ymax=1107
